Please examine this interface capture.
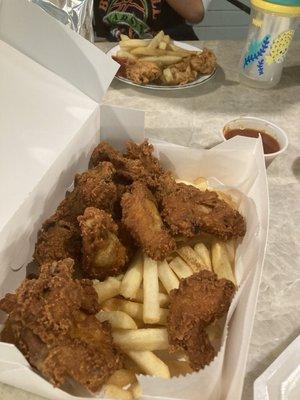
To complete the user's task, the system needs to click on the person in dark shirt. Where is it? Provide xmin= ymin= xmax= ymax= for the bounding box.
xmin=94 ymin=0 xmax=211 ymax=41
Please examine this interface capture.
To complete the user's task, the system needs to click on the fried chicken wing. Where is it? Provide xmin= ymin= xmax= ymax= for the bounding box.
xmin=189 ymin=48 xmax=217 ymax=75
xmin=113 ymin=56 xmax=162 ymax=85
xmin=48 ymin=162 xmax=117 ymax=225
xmin=160 ymin=183 xmax=246 ymax=241
xmin=161 ymin=62 xmax=198 ymax=86
xmin=34 ymin=220 xmax=82 ymax=266
xmin=78 ymin=207 xmax=128 ymax=280
xmin=89 ymin=141 xmax=153 ymax=185
xmin=121 ymin=182 xmax=176 ymax=260
xmin=167 ymin=270 xmax=235 ymax=370
xmin=0 ymin=259 xmax=122 ymax=392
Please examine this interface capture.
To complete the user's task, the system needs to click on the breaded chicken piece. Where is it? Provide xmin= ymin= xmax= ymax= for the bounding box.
xmin=48 ymin=162 xmax=117 ymax=225
xmin=121 ymin=182 xmax=176 ymax=260
xmin=189 ymin=48 xmax=217 ymax=75
xmin=167 ymin=270 xmax=235 ymax=370
xmin=161 ymin=63 xmax=198 ymax=86
xmin=161 ymin=183 xmax=246 ymax=241
xmin=89 ymin=141 xmax=150 ymax=184
xmin=34 ymin=220 xmax=82 ymax=266
xmin=0 ymin=259 xmax=122 ymax=392
xmin=113 ymin=56 xmax=162 ymax=84
xmin=78 ymin=207 xmax=128 ymax=280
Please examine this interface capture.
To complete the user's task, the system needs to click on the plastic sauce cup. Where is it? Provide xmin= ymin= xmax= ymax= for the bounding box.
xmin=221 ymin=117 xmax=289 ymax=166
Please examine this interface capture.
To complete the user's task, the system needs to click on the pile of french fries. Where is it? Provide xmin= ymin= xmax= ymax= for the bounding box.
xmin=94 ymin=177 xmax=238 ymax=400
xmin=116 ymin=31 xmax=202 ymax=85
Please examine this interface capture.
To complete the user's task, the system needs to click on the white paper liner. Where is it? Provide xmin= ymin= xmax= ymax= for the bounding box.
xmin=0 ymin=136 xmax=268 ymax=400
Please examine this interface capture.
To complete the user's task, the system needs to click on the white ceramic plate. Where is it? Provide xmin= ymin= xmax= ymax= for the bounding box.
xmin=254 ymin=335 xmax=300 ymax=400
xmin=107 ymin=41 xmax=216 ymax=90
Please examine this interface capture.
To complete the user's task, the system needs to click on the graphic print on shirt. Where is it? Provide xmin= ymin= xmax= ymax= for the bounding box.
xmin=99 ymin=0 xmax=162 ymax=38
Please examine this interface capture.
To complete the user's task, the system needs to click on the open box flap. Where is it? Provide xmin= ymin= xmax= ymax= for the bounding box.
xmin=0 ymin=0 xmax=119 ymax=103
xmin=0 ymin=104 xmax=145 ymax=298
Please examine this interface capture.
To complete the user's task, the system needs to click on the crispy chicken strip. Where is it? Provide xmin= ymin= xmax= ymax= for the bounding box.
xmin=34 ymin=220 xmax=82 ymax=266
xmin=78 ymin=207 xmax=128 ymax=280
xmin=89 ymin=141 xmax=150 ymax=184
xmin=121 ymin=182 xmax=176 ymax=260
xmin=167 ymin=270 xmax=235 ymax=370
xmin=47 ymin=162 xmax=117 ymax=225
xmin=160 ymin=183 xmax=246 ymax=241
xmin=0 ymin=259 xmax=122 ymax=392
xmin=113 ymin=56 xmax=162 ymax=85
xmin=189 ymin=48 xmax=217 ymax=75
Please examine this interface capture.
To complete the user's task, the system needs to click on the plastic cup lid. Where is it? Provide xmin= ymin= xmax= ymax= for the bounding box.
xmin=266 ymin=0 xmax=300 ymax=6
xmin=251 ymin=0 xmax=300 ymax=14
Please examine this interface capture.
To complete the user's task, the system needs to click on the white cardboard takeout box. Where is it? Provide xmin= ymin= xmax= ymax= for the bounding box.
xmin=0 ymin=1 xmax=269 ymax=399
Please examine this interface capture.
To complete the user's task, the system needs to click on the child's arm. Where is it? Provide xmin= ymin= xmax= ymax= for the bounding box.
xmin=165 ymin=0 xmax=207 ymax=23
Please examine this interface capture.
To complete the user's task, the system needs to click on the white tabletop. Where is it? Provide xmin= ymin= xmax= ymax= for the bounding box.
xmin=1 ymin=40 xmax=299 ymax=400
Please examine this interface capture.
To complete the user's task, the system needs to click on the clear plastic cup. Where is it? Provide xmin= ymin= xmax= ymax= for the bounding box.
xmin=221 ymin=117 xmax=289 ymax=166
xmin=239 ymin=0 xmax=300 ymax=89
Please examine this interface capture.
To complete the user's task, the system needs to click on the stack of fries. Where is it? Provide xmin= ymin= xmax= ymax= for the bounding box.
xmin=93 ymin=178 xmax=238 ymax=400
xmin=117 ymin=31 xmax=200 ymax=67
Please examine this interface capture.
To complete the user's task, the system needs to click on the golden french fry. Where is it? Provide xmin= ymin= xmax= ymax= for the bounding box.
xmin=126 ymin=350 xmax=170 ymax=378
xmin=120 ymin=34 xmax=130 ymax=41
xmin=130 ymin=381 xmax=142 ymax=399
xmin=159 ymin=41 xmax=167 ymax=50
xmin=120 ymin=252 xmax=143 ymax=299
xmin=216 ymin=190 xmax=238 ymax=209
xmin=104 ymin=384 xmax=133 ymax=400
xmin=169 ymin=256 xmax=193 ymax=279
xmin=193 ymin=176 xmax=209 ymax=191
xmin=158 ymin=260 xmax=180 ymax=293
xmin=116 ymin=50 xmax=137 ymax=60
xmin=143 ymin=256 xmax=160 ymax=324
xmin=103 ymin=298 xmax=168 ymax=325
xmin=225 ymin=239 xmax=236 ymax=265
xmin=131 ymin=47 xmax=161 ymax=56
xmin=169 ymin=43 xmax=199 ymax=54
xmin=113 ymin=328 xmax=169 ymax=351
xmin=211 ymin=241 xmax=236 ymax=284
xmin=162 ymin=34 xmax=170 ymax=44
xmin=194 ymin=243 xmax=212 ymax=270
xmin=104 ymin=299 xmax=143 ymax=320
xmin=142 ymin=55 xmax=182 ymax=66
xmin=107 ymin=369 xmax=136 ymax=387
xmin=148 ymin=30 xmax=164 ymax=49
xmin=93 ymin=277 xmax=121 ymax=304
xmin=132 ymin=288 xmax=169 ymax=307
xmin=177 ymin=246 xmax=206 ymax=273
xmin=120 ymin=39 xmax=149 ymax=48
xmin=163 ymin=67 xmax=173 ymax=83
xmin=97 ymin=311 xmax=138 ymax=330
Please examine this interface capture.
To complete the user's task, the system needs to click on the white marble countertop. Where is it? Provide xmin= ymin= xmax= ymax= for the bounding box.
xmin=1 ymin=40 xmax=299 ymax=400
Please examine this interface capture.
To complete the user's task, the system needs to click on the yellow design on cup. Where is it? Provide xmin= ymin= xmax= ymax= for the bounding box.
xmin=266 ymin=30 xmax=295 ymax=65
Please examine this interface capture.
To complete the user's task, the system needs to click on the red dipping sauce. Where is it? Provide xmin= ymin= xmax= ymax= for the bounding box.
xmin=224 ymin=128 xmax=280 ymax=154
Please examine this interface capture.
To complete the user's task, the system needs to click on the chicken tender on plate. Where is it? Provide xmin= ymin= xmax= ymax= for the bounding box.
xmin=189 ymin=48 xmax=217 ymax=75
xmin=113 ymin=56 xmax=162 ymax=85
xmin=167 ymin=270 xmax=235 ymax=370
xmin=78 ymin=207 xmax=128 ymax=280
xmin=121 ymin=182 xmax=176 ymax=260
xmin=0 ymin=259 xmax=122 ymax=392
